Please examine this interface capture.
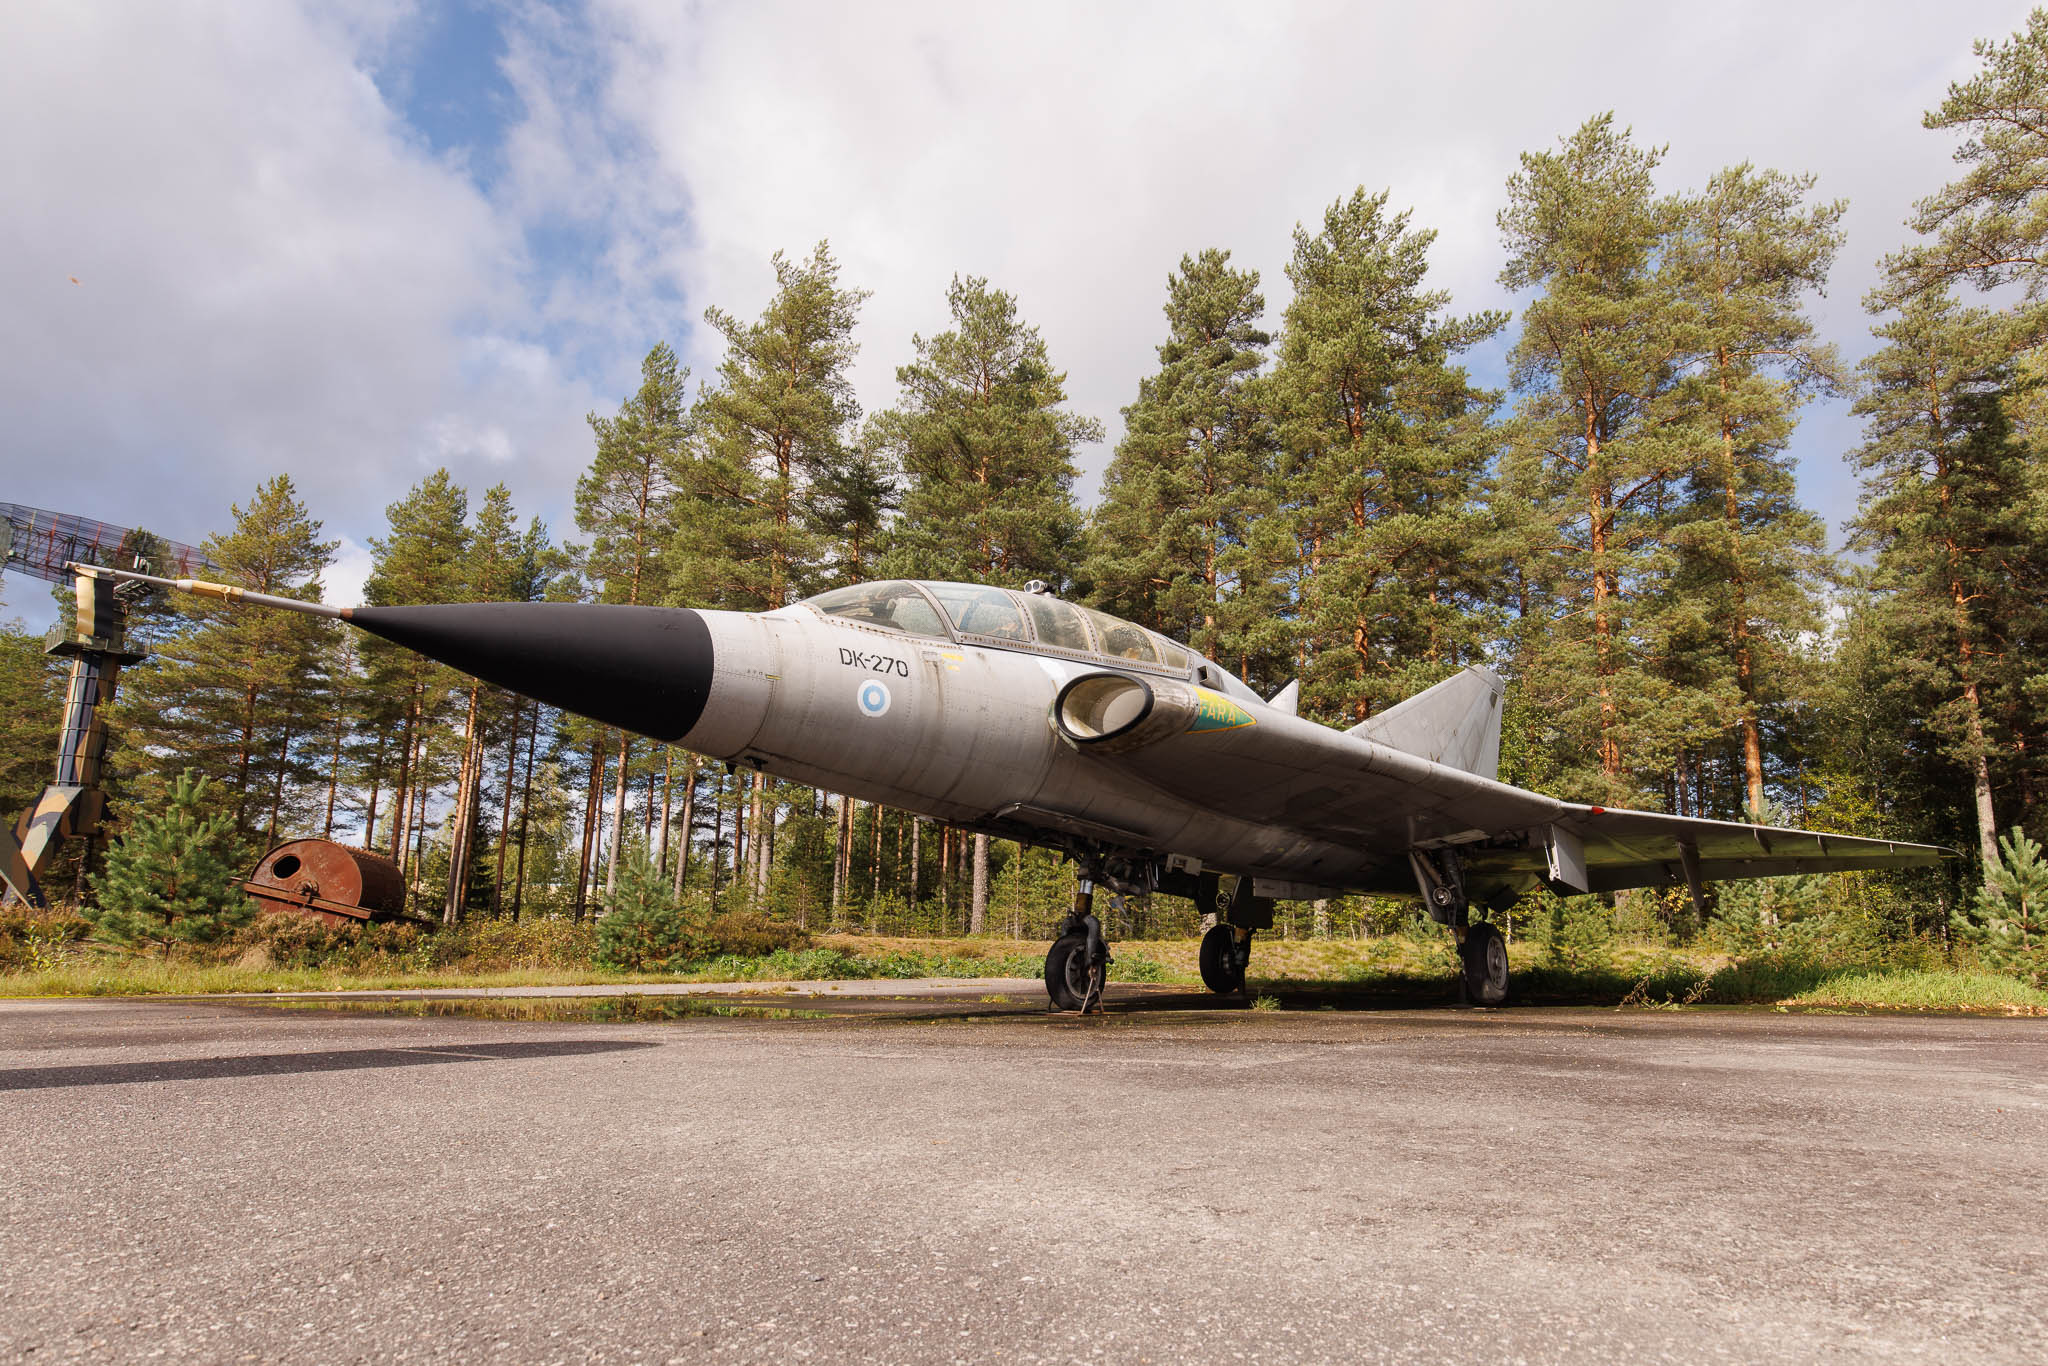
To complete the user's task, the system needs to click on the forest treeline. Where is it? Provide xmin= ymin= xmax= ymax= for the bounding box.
xmin=5 ymin=16 xmax=2047 ymax=945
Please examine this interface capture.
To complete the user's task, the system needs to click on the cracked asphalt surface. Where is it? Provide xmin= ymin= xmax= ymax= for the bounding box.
xmin=2 ymin=990 xmax=2043 ymax=1364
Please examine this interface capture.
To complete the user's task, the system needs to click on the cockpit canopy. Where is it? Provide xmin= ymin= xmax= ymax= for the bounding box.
xmin=801 ymin=580 xmax=1194 ymax=674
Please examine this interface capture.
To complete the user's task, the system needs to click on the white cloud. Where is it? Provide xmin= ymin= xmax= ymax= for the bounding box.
xmin=1 ymin=0 xmax=2033 ymax=651
xmin=0 ymin=0 xmax=601 ymax=606
xmin=324 ymin=534 xmax=376 ymax=609
xmin=595 ymin=0 xmax=2029 ymax=526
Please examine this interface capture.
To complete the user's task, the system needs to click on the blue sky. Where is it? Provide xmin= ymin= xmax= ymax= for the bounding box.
xmin=1 ymin=0 xmax=2036 ymax=631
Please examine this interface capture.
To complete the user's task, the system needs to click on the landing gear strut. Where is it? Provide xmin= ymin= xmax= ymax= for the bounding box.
xmin=1411 ymin=845 xmax=1510 ymax=1006
xmin=1045 ymin=877 xmax=1111 ymax=1013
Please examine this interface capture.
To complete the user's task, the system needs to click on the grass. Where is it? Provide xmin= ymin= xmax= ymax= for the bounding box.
xmin=1780 ymin=969 xmax=2048 ymax=1015
xmin=3 ymin=930 xmax=2042 ymax=1015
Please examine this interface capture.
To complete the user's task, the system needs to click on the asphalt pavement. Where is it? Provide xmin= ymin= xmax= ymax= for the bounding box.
xmin=2 ymin=988 xmax=2043 ymax=1364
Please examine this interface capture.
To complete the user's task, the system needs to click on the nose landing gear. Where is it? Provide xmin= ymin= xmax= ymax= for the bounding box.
xmin=1045 ymin=877 xmax=1111 ymax=1013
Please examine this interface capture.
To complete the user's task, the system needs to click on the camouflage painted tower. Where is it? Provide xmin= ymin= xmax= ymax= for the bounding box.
xmin=0 ymin=505 xmax=212 ymax=906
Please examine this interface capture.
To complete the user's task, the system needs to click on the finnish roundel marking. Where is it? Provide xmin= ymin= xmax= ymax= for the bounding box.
xmin=856 ymin=679 xmax=892 ymax=717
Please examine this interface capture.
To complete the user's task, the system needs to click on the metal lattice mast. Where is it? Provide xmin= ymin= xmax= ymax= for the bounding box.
xmin=0 ymin=505 xmax=216 ymax=906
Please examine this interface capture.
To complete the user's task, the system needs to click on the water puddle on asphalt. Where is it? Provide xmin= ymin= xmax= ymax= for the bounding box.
xmin=241 ymin=996 xmax=840 ymax=1024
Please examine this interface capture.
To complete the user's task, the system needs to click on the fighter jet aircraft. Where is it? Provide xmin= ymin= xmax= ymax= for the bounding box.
xmin=92 ymin=567 xmax=1953 ymax=1009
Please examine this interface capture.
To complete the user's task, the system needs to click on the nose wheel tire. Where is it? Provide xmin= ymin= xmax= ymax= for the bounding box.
xmin=1199 ymin=923 xmax=1248 ymax=995
xmin=1460 ymin=921 xmax=1510 ymax=1005
xmin=1045 ymin=933 xmax=1105 ymax=1012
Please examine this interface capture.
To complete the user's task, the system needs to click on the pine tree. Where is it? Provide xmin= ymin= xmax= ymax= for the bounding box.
xmin=684 ymin=246 xmax=870 ymax=905
xmin=1848 ymin=292 xmax=2032 ymax=864
xmin=582 ymin=343 xmax=689 ymax=610
xmin=86 ymin=770 xmax=253 ymax=955
xmin=439 ymin=484 xmax=528 ymax=922
xmin=1664 ymin=166 xmax=1844 ymax=814
xmin=594 ymin=850 xmax=698 ymax=973
xmin=690 ymin=243 xmax=870 ymax=610
xmin=1882 ymin=9 xmax=2048 ymax=311
xmin=0 ymin=621 xmax=65 ymax=824
xmin=1270 ymin=191 xmax=1506 ymax=723
xmin=810 ymin=430 xmax=897 ymax=588
xmin=1954 ymin=826 xmax=2048 ymax=984
xmin=116 ymin=476 xmax=337 ymax=840
xmin=881 ymin=276 xmax=1101 ymax=587
xmin=1852 ymin=9 xmax=2048 ymax=858
xmin=578 ymin=343 xmax=692 ymax=909
xmin=1497 ymin=116 xmax=1688 ymax=800
xmin=495 ymin=516 xmax=562 ymax=917
xmin=360 ymin=471 xmax=470 ymax=899
xmin=878 ymin=276 xmax=1100 ymax=930
xmin=1087 ymin=248 xmax=1279 ymax=666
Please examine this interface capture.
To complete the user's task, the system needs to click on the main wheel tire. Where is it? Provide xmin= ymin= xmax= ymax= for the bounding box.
xmin=1460 ymin=921 xmax=1509 ymax=1005
xmin=1199 ymin=924 xmax=1246 ymax=994
xmin=1044 ymin=934 xmax=1095 ymax=1011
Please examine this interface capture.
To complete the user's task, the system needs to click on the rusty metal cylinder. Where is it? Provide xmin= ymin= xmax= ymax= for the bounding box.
xmin=244 ymin=839 xmax=407 ymax=924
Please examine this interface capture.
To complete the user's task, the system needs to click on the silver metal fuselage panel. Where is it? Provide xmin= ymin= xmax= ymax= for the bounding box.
xmin=673 ymin=606 xmax=1492 ymax=893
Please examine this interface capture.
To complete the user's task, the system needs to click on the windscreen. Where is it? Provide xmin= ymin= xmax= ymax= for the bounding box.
xmin=806 ymin=582 xmax=948 ymax=637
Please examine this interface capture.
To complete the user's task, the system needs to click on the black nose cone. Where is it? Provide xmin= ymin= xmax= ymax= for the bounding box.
xmin=347 ymin=603 xmax=714 ymax=742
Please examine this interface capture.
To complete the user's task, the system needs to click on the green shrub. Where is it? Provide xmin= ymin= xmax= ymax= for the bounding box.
xmin=0 ymin=908 xmax=93 ymax=971
xmin=747 ymin=947 xmax=870 ymax=980
xmin=696 ymin=913 xmax=809 ymax=958
xmin=1954 ymin=827 xmax=2048 ymax=987
xmin=595 ymin=857 xmax=697 ymax=972
xmin=86 ymin=772 xmax=254 ymax=955
xmin=1108 ymin=952 xmax=1170 ymax=982
xmin=226 ymin=913 xmax=427 ymax=971
xmin=1540 ymin=896 xmax=1615 ymax=970
xmin=446 ymin=915 xmax=596 ymax=971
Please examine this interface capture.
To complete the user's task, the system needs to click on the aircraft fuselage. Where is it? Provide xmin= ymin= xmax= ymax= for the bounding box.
xmin=683 ymin=602 xmax=1376 ymax=895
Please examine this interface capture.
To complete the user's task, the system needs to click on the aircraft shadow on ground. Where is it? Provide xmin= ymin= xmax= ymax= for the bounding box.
xmin=0 ymin=1039 xmax=655 ymax=1091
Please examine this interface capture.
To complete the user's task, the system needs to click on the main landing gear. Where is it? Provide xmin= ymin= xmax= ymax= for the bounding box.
xmin=1198 ymin=922 xmax=1249 ymax=995
xmin=1412 ymin=846 xmax=1510 ymax=1006
xmin=1456 ymin=920 xmax=1509 ymax=1005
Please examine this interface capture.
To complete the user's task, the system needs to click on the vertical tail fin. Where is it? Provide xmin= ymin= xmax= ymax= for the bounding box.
xmin=1346 ymin=666 xmax=1505 ymax=781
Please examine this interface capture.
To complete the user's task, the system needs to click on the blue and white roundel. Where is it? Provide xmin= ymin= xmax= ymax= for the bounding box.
xmin=856 ymin=679 xmax=892 ymax=717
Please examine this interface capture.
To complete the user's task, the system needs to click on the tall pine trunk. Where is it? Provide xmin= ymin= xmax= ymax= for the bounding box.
xmin=731 ymin=770 xmax=746 ymax=903
xmin=830 ymin=795 xmax=852 ymax=923
xmin=574 ymin=736 xmax=602 ymax=920
xmin=444 ymin=685 xmax=483 ymax=923
xmin=605 ymin=732 xmax=631 ymax=900
xmin=969 ymin=833 xmax=989 ymax=934
xmin=656 ymin=749 xmax=673 ymax=876
xmin=751 ymin=772 xmax=772 ymax=901
xmin=1719 ymin=381 xmax=1767 ymax=816
xmin=512 ymin=702 xmax=538 ymax=919
xmin=1932 ymin=387 xmax=2000 ymax=866
xmin=909 ymin=816 xmax=921 ymax=910
xmin=1586 ymin=413 xmax=1621 ymax=783
xmin=491 ymin=699 xmax=519 ymax=915
xmin=710 ymin=768 xmax=727 ymax=914
xmin=672 ymin=758 xmax=698 ymax=897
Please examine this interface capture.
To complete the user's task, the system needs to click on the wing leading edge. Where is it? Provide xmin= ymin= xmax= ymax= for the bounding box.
xmin=1462 ymin=804 xmax=1956 ymax=901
